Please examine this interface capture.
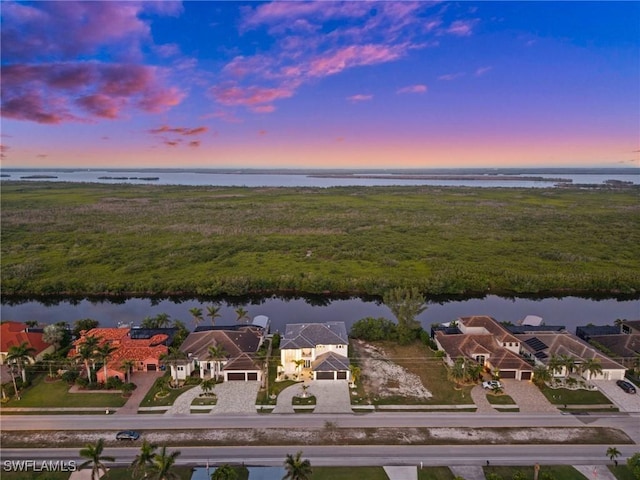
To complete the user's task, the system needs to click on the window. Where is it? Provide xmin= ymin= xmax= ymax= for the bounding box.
xmin=177 ymin=366 xmax=184 ymax=371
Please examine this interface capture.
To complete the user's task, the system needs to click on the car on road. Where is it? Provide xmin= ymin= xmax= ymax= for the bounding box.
xmin=482 ymin=380 xmax=503 ymax=390
xmin=116 ymin=430 xmax=140 ymax=441
xmin=616 ymin=380 xmax=637 ymax=394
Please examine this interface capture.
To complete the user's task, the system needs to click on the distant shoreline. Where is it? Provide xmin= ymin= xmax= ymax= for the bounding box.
xmin=309 ymin=174 xmax=573 ymax=182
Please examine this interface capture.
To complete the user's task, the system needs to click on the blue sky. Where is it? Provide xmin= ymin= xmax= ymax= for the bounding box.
xmin=1 ymin=1 xmax=638 ymax=169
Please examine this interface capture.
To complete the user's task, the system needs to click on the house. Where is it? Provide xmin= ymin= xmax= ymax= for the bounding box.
xmin=176 ymin=326 xmax=265 ymax=382
xmin=0 ymin=322 xmax=54 ymax=364
xmin=518 ymin=331 xmax=627 ymax=380
xmin=575 ymin=321 xmax=640 ymax=369
xmin=434 ymin=316 xmax=534 ymax=381
xmin=279 ymin=322 xmax=350 ymax=381
xmin=69 ymin=327 xmax=175 ymax=382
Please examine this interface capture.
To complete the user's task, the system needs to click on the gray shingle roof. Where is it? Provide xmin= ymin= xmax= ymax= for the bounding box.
xmin=312 ymin=351 xmax=350 ymax=372
xmin=280 ymin=322 xmax=348 ymax=349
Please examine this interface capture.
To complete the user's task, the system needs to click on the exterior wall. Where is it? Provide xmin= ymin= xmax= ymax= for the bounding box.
xmin=281 ymin=348 xmax=302 ymax=376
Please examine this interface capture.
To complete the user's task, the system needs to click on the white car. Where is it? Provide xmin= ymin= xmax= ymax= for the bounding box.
xmin=482 ymin=380 xmax=502 ymax=390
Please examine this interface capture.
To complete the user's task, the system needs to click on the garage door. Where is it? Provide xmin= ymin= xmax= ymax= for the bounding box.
xmin=316 ymin=372 xmax=334 ymax=380
xmin=520 ymin=371 xmax=532 ymax=380
xmin=247 ymin=372 xmax=258 ymax=381
xmin=501 ymin=370 xmax=516 ymax=379
xmin=146 ymin=364 xmax=156 ymax=371
xmin=336 ymin=371 xmax=347 ymax=380
xmin=227 ymin=373 xmax=246 ymax=381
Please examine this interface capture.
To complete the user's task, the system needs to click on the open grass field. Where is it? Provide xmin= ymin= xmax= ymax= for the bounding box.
xmin=2 ymin=182 xmax=639 ymax=297
xmin=484 ymin=465 xmax=589 ymax=479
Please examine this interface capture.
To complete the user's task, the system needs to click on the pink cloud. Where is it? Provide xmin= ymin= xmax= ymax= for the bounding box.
xmin=475 ymin=66 xmax=493 ymax=76
xmin=251 ymin=105 xmax=276 ymax=113
xmin=347 ymin=94 xmax=373 ymax=103
xmin=444 ymin=19 xmax=478 ymax=37
xmin=188 ymin=141 xmax=201 ymax=148
xmin=1 ymin=63 xmax=184 ymax=124
xmin=211 ymin=84 xmax=293 ymax=110
xmin=309 ymin=44 xmax=405 ymax=78
xmin=149 ymin=126 xmax=209 ymax=136
xmin=438 ymin=72 xmax=465 ymax=81
xmin=397 ymin=84 xmax=428 ymax=94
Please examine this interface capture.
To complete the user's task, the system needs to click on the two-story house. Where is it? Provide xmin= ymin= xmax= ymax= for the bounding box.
xmin=279 ymin=322 xmax=350 ymax=381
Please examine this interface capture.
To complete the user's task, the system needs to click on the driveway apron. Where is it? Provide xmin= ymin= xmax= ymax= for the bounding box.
xmin=210 ymin=381 xmax=260 ymax=415
xmin=307 ymin=380 xmax=351 ymax=414
xmin=116 ymin=371 xmax=162 ymax=415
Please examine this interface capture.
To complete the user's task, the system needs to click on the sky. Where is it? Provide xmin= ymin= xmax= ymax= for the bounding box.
xmin=1 ymin=1 xmax=639 ymax=169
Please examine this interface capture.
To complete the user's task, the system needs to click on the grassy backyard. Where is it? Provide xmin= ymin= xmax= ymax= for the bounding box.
xmin=1 ymin=375 xmax=126 ymax=409
xmin=2 ymin=182 xmax=638 ymax=298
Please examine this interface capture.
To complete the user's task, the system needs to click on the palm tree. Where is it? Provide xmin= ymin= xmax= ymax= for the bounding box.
xmin=148 ymin=446 xmax=181 ymax=480
xmin=79 ymin=438 xmax=115 ymax=480
xmin=292 ymin=359 xmax=305 ymax=379
xmin=142 ymin=316 xmax=159 ymax=329
xmin=8 ymin=362 xmax=20 ymax=400
xmin=559 ymin=354 xmax=577 ymax=378
xmin=283 ymin=451 xmax=312 ymax=480
xmin=201 ymin=378 xmax=216 ymax=396
xmin=75 ymin=335 xmax=100 ymax=383
xmin=234 ymin=307 xmax=250 ymax=324
xmin=465 ymin=359 xmax=484 ymax=382
xmin=206 ymin=305 xmax=222 ymax=327
xmin=448 ymin=358 xmax=466 ymax=387
xmin=121 ymin=359 xmax=136 ymax=384
xmin=207 ymin=344 xmax=227 ymax=380
xmin=6 ymin=341 xmax=37 ymax=383
xmin=547 ymin=354 xmax=564 ymax=377
xmin=533 ymin=365 xmax=552 ymax=387
xmin=349 ymin=364 xmax=361 ymax=385
xmin=155 ymin=313 xmax=171 ymax=328
xmin=95 ymin=342 xmax=117 ymax=383
xmin=160 ymin=348 xmax=188 ymax=387
xmin=189 ymin=307 xmax=204 ymax=328
xmin=607 ymin=446 xmax=621 ymax=465
xmin=211 ymin=464 xmax=238 ymax=480
xmin=581 ymin=358 xmax=603 ymax=380
xmin=131 ymin=439 xmax=158 ymax=479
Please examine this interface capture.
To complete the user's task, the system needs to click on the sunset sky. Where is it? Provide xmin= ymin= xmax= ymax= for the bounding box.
xmin=1 ymin=1 xmax=638 ymax=169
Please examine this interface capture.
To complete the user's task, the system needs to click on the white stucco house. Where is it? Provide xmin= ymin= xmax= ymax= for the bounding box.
xmin=279 ymin=322 xmax=350 ymax=381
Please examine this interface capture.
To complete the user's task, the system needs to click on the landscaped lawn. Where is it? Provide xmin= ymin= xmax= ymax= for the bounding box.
xmin=366 ymin=341 xmax=474 ymax=405
xmin=608 ymin=465 xmax=637 ymax=480
xmin=1 ymin=375 xmax=126 ymax=409
xmin=101 ymin=466 xmax=194 ymax=480
xmin=311 ymin=466 xmax=390 ymax=480
xmin=139 ymin=374 xmax=199 ymax=408
xmin=257 ymin=348 xmax=300 ymax=405
xmin=418 ymin=466 xmax=456 ymax=479
xmin=486 ymin=393 xmax=516 ymax=405
xmin=538 ymin=385 xmax=613 ymax=406
xmin=484 ymin=465 xmax=588 ymax=480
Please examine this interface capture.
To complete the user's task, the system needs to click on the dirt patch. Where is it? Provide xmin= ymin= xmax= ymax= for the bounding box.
xmin=354 ymin=340 xmax=432 ymax=400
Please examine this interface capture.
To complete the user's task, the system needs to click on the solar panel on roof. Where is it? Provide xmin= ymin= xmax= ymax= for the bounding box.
xmin=534 ymin=351 xmax=548 ymax=360
xmin=524 ymin=337 xmax=548 ymax=352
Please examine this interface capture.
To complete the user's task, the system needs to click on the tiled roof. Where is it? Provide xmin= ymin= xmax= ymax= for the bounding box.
xmin=223 ymin=353 xmax=260 ymax=371
xmin=70 ymin=327 xmax=168 ymax=374
xmin=281 ymin=322 xmax=348 ymax=349
xmin=435 ymin=331 xmax=532 ymax=372
xmin=312 ymin=351 xmax=350 ymax=372
xmin=179 ymin=328 xmax=262 ymax=360
xmin=458 ymin=316 xmax=520 ymax=344
xmin=587 ymin=334 xmax=640 ymax=359
xmin=0 ymin=321 xmax=51 ymax=355
xmin=517 ymin=332 xmax=626 ymax=370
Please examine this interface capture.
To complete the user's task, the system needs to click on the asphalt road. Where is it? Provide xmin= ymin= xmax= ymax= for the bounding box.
xmin=2 ymin=444 xmax=639 ymax=467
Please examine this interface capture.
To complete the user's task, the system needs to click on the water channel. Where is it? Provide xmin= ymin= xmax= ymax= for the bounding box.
xmin=1 ymin=295 xmax=638 ymax=335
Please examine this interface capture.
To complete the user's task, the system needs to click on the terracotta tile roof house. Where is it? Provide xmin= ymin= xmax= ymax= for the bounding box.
xmin=518 ymin=331 xmax=627 ymax=380
xmin=0 ymin=322 xmax=54 ymax=364
xmin=177 ymin=326 xmax=265 ymax=382
xmin=434 ymin=316 xmax=534 ymax=381
xmin=69 ymin=327 xmax=171 ymax=382
xmin=280 ymin=322 xmax=350 ymax=381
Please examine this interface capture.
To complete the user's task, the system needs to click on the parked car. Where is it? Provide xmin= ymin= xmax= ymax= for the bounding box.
xmin=616 ymin=380 xmax=637 ymax=394
xmin=482 ymin=380 xmax=503 ymax=390
xmin=116 ymin=430 xmax=140 ymax=441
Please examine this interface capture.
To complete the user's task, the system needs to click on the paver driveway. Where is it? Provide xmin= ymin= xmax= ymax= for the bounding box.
xmin=273 ymin=380 xmax=351 ymax=414
xmin=210 ymin=381 xmax=260 ymax=415
xmin=501 ymin=379 xmax=559 ymax=413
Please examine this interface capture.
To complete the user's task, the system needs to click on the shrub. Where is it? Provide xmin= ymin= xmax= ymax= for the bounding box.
xmin=271 ymin=332 xmax=281 ymax=349
xmin=75 ymin=377 xmax=90 ymax=389
xmin=350 ymin=317 xmax=397 ymax=341
xmin=61 ymin=370 xmax=79 ymax=384
xmin=106 ymin=377 xmax=124 ymax=389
